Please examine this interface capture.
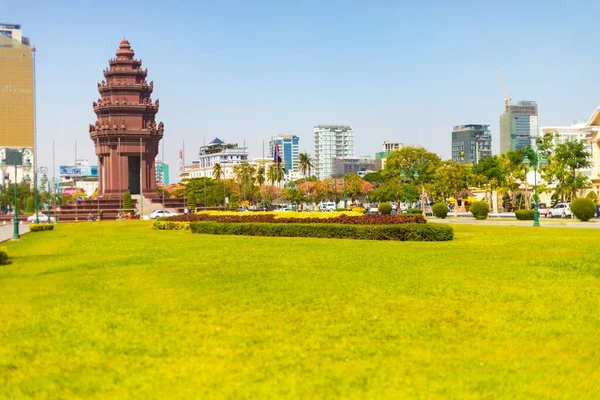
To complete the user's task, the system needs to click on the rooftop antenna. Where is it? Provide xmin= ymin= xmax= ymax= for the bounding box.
xmin=497 ymin=70 xmax=512 ymax=112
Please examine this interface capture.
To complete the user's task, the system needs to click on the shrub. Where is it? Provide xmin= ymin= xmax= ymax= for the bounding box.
xmin=409 ymin=208 xmax=423 ymax=215
xmin=153 ymin=221 xmax=190 ymax=230
xmin=25 ymin=197 xmax=35 ymax=214
xmin=470 ymin=201 xmax=490 ymax=220
xmin=189 ymin=222 xmax=453 ymax=241
xmin=0 ymin=247 xmax=10 ymax=265
xmin=585 ymin=191 xmax=598 ymax=203
xmin=29 ymin=224 xmax=54 ymax=232
xmin=432 ymin=203 xmax=449 ymax=219
xmin=515 ymin=210 xmax=535 ymax=220
xmin=122 ymin=191 xmax=132 ymax=211
xmin=378 ymin=202 xmax=393 ymax=215
xmin=571 ymin=198 xmax=596 ymax=221
xmin=351 ymin=207 xmax=366 ymax=214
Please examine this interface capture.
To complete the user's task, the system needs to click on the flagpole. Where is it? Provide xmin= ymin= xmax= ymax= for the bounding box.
xmin=203 ymin=138 xmax=206 ymax=210
xmin=140 ymin=137 xmax=143 ymax=217
xmin=118 ymin=137 xmax=121 ymax=213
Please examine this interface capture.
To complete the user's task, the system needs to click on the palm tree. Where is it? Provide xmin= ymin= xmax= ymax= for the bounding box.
xmin=267 ymin=164 xmax=278 ymax=186
xmin=213 ymin=163 xmax=223 ymax=180
xmin=256 ymin=165 xmax=266 ymax=186
xmin=298 ymin=152 xmax=314 ymax=178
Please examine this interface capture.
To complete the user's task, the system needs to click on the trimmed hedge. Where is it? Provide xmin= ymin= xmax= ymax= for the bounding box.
xmin=167 ymin=214 xmax=427 ymax=225
xmin=470 ymin=201 xmax=490 ymax=220
xmin=153 ymin=221 xmax=190 ymax=230
xmin=515 ymin=210 xmax=535 ymax=220
xmin=432 ymin=203 xmax=449 ymax=219
xmin=571 ymin=198 xmax=595 ymax=221
xmin=409 ymin=208 xmax=423 ymax=215
xmin=29 ymin=224 xmax=54 ymax=232
xmin=0 ymin=247 xmax=9 ymax=265
xmin=189 ymin=222 xmax=453 ymax=242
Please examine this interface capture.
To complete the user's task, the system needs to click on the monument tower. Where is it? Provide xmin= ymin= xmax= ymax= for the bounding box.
xmin=89 ymin=39 xmax=163 ymax=198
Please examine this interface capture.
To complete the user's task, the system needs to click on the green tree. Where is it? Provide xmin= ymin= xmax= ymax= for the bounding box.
xmin=186 ymin=191 xmax=197 ymax=209
xmin=255 ymin=165 xmax=266 ymax=186
xmin=212 ymin=163 xmax=223 ymax=180
xmin=549 ymin=140 xmax=592 ymax=201
xmin=25 ymin=196 xmax=35 ymax=214
xmin=122 ymin=191 xmax=132 ymax=210
xmin=233 ymin=162 xmax=257 ymax=203
xmin=383 ymin=146 xmax=442 ymax=184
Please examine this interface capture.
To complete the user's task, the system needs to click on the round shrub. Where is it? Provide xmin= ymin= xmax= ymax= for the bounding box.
xmin=515 ymin=210 xmax=534 ymax=220
xmin=378 ymin=202 xmax=393 ymax=215
xmin=0 ymin=247 xmax=9 ymax=265
xmin=571 ymin=198 xmax=596 ymax=221
xmin=470 ymin=201 xmax=490 ymax=220
xmin=585 ymin=191 xmax=598 ymax=203
xmin=432 ymin=203 xmax=449 ymax=219
xmin=25 ymin=196 xmax=35 ymax=215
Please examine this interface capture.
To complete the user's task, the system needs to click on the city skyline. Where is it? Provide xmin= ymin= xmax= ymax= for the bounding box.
xmin=4 ymin=1 xmax=600 ymax=183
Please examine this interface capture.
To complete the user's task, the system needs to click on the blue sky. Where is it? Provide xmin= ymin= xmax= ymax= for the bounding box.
xmin=5 ymin=0 xmax=600 ymax=182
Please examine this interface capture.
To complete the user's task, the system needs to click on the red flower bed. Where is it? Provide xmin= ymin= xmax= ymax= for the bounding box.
xmin=165 ymin=214 xmax=426 ymax=225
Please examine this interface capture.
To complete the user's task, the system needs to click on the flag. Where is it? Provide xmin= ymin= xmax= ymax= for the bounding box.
xmin=273 ymin=143 xmax=282 ymax=164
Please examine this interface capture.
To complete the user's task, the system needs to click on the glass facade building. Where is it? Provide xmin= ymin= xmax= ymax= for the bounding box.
xmin=314 ymin=125 xmax=354 ymax=180
xmin=155 ymin=161 xmax=169 ymax=185
xmin=451 ymin=125 xmax=492 ymax=164
xmin=268 ymin=134 xmax=299 ymax=173
xmin=0 ymin=23 xmax=34 ymax=150
xmin=499 ymin=101 xmax=538 ymax=153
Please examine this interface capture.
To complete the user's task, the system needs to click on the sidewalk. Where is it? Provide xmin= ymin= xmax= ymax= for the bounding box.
xmin=0 ymin=223 xmax=30 ymax=242
xmin=429 ymin=217 xmax=600 ymax=229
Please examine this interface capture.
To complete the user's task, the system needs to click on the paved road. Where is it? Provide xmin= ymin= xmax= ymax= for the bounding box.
xmin=0 ymin=223 xmax=30 ymax=242
xmin=429 ymin=217 xmax=600 ymax=229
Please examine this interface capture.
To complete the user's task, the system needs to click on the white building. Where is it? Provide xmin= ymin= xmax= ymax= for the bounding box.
xmin=540 ymin=121 xmax=594 ymax=179
xmin=381 ymin=141 xmax=403 ymax=152
xmin=314 ymin=125 xmax=354 ymax=180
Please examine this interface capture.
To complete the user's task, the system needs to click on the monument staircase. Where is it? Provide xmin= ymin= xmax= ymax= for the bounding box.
xmin=53 ymin=198 xmax=138 ymax=222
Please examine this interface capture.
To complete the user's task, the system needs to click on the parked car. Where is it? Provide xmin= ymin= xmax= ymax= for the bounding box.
xmin=537 ymin=202 xmax=550 ymax=217
xmin=595 ymin=204 xmax=600 ymax=218
xmin=546 ymin=203 xmax=572 ymax=218
xmin=27 ymin=213 xmax=55 ymax=223
xmin=149 ymin=209 xmax=179 ymax=219
xmin=319 ymin=202 xmax=336 ymax=212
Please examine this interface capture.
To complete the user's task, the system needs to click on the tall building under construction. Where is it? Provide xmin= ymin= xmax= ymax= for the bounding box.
xmin=499 ymin=101 xmax=538 ymax=153
xmin=0 ymin=23 xmax=34 ymax=178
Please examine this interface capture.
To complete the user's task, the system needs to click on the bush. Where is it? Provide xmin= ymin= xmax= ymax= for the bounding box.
xmin=351 ymin=207 xmax=366 ymax=214
xmin=189 ymin=222 xmax=453 ymax=242
xmin=29 ymin=224 xmax=54 ymax=232
xmin=378 ymin=202 xmax=393 ymax=215
xmin=515 ymin=210 xmax=535 ymax=220
xmin=409 ymin=208 xmax=423 ymax=215
xmin=470 ymin=201 xmax=490 ymax=220
xmin=153 ymin=221 xmax=190 ymax=230
xmin=585 ymin=191 xmax=598 ymax=203
xmin=122 ymin=191 xmax=132 ymax=211
xmin=571 ymin=198 xmax=596 ymax=221
xmin=432 ymin=203 xmax=449 ymax=219
xmin=25 ymin=196 xmax=35 ymax=215
xmin=0 ymin=247 xmax=10 ymax=265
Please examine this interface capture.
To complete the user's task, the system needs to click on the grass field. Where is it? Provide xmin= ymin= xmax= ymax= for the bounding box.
xmin=1 ymin=222 xmax=599 ymax=399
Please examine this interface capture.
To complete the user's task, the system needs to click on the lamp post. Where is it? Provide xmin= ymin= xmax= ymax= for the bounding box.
xmin=400 ymin=167 xmax=419 ymax=213
xmin=0 ymin=148 xmax=33 ymax=239
xmin=523 ymin=151 xmax=548 ymax=227
xmin=33 ymin=166 xmax=48 ymax=224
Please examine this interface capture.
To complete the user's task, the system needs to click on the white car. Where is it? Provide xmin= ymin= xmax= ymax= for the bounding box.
xmin=27 ymin=213 xmax=55 ymax=223
xmin=546 ymin=203 xmax=572 ymax=218
xmin=149 ymin=209 xmax=179 ymax=219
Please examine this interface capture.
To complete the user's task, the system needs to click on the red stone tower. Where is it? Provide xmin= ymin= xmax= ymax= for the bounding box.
xmin=89 ymin=39 xmax=163 ymax=198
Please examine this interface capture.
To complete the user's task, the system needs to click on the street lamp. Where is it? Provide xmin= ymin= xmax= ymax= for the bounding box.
xmin=523 ymin=152 xmax=548 ymax=227
xmin=400 ymin=167 xmax=419 ymax=213
xmin=33 ymin=166 xmax=48 ymax=224
xmin=0 ymin=148 xmax=33 ymax=239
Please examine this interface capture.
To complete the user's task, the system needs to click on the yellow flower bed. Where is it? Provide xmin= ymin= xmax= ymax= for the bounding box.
xmin=195 ymin=210 xmax=363 ymax=218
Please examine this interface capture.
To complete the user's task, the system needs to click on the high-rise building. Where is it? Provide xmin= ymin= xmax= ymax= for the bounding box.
xmin=0 ymin=23 xmax=34 ymax=184
xmin=181 ymin=138 xmax=248 ymax=180
xmin=314 ymin=125 xmax=354 ymax=180
xmin=500 ymin=101 xmax=538 ymax=153
xmin=452 ymin=124 xmax=492 ymax=164
xmin=268 ymin=134 xmax=299 ymax=173
xmin=155 ymin=161 xmax=169 ymax=185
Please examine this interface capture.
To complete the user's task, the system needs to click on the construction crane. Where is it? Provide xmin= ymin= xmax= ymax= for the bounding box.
xmin=497 ymin=70 xmax=512 ymax=112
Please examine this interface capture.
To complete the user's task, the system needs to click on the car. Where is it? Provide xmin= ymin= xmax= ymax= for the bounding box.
xmin=27 ymin=213 xmax=55 ymax=223
xmin=537 ymin=202 xmax=550 ymax=218
xmin=595 ymin=205 xmax=600 ymax=218
xmin=237 ymin=207 xmax=249 ymax=212
xmin=546 ymin=203 xmax=572 ymax=218
xmin=149 ymin=209 xmax=179 ymax=219
xmin=318 ymin=202 xmax=336 ymax=212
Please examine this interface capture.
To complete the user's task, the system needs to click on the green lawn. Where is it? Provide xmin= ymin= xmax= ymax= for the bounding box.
xmin=1 ymin=222 xmax=599 ymax=399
